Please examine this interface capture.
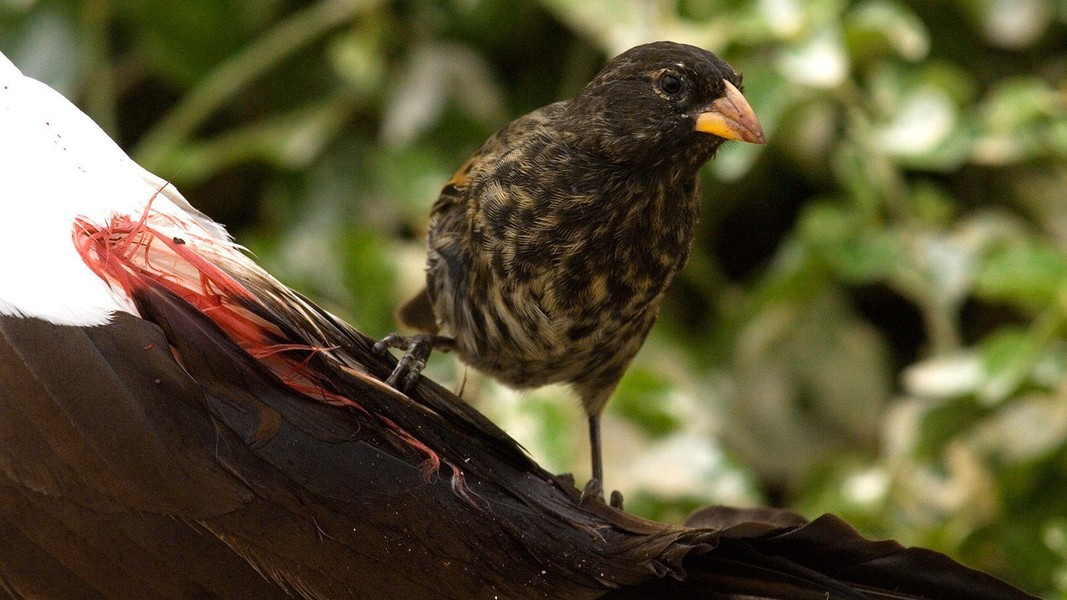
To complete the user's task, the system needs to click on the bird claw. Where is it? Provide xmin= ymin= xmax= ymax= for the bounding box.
xmin=387 ymin=352 xmax=425 ymax=390
xmin=372 ymin=333 xmax=405 ymax=356
xmin=578 ymin=478 xmax=624 ymax=510
xmin=579 ymin=478 xmax=603 ymax=507
xmin=374 ymin=333 xmax=454 ymax=392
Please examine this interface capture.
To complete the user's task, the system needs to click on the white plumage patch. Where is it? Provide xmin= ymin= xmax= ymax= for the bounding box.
xmin=0 ymin=51 xmax=229 ymax=326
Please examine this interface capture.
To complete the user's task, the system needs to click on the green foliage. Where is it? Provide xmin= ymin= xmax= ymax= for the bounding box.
xmin=613 ymin=368 xmax=682 ymax=439
xmin=4 ymin=0 xmax=1066 ymax=594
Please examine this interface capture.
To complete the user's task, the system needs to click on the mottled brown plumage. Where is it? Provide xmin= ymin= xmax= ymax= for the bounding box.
xmin=378 ymin=41 xmax=765 ymax=491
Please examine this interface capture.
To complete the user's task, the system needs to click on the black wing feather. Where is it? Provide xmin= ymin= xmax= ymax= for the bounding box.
xmin=0 ymin=278 xmax=1039 ymax=599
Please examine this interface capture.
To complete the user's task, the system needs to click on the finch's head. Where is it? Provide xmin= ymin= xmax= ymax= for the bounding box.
xmin=566 ymin=41 xmax=765 ymax=168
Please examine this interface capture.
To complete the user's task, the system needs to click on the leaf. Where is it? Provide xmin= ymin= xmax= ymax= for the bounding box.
xmin=903 ymin=352 xmax=984 ymax=399
xmin=775 ymin=26 xmax=849 ymax=88
xmin=120 ymin=0 xmax=266 ymax=84
xmin=0 ymin=4 xmax=83 ymax=96
xmin=797 ymin=202 xmax=901 ymax=282
xmin=846 ymin=0 xmax=930 ymax=62
xmin=872 ymin=85 xmax=967 ymax=169
xmin=971 ymin=393 xmax=1067 ymax=463
xmin=962 ymin=0 xmax=1056 ymax=49
xmin=976 ymin=241 xmax=1067 ymax=307
xmin=379 ymin=41 xmax=505 ymax=147
xmin=152 ymin=93 xmax=358 ymax=184
xmin=612 ymin=368 xmax=681 ymax=439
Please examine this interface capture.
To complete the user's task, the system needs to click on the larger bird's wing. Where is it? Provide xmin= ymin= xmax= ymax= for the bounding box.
xmin=1 ymin=265 xmax=1037 ymax=600
xmin=0 ymin=274 xmax=675 ymax=599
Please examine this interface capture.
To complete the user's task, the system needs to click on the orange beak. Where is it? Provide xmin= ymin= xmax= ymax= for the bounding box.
xmin=694 ymin=80 xmax=766 ymax=144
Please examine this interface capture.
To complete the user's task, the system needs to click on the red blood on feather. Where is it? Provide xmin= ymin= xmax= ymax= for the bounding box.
xmin=71 ymin=191 xmax=451 ymax=483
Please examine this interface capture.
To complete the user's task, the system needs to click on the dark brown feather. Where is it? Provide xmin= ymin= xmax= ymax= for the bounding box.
xmin=0 ymin=283 xmax=1038 ymax=599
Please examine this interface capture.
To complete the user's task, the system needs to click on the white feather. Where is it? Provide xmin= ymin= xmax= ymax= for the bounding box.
xmin=0 ymin=51 xmax=230 ymax=326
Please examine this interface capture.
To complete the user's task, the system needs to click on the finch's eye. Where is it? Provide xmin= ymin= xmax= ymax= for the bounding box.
xmin=658 ymin=74 xmax=683 ymax=96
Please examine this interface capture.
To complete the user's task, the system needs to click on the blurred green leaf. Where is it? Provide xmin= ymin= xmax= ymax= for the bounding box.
xmin=798 ymin=203 xmax=901 ymax=281
xmin=976 ymin=240 xmax=1067 ymax=307
xmin=776 ymin=25 xmax=849 ymax=88
xmin=155 ymin=92 xmax=358 ymax=183
xmin=978 ymin=328 xmax=1042 ymax=403
xmin=613 ymin=368 xmax=682 ymax=439
xmin=0 ymin=2 xmax=82 ymax=94
xmin=845 ymin=0 xmax=929 ymax=62
xmin=119 ymin=0 xmax=267 ymax=84
xmin=379 ymin=41 xmax=505 ymax=147
xmin=959 ymin=0 xmax=1056 ymax=49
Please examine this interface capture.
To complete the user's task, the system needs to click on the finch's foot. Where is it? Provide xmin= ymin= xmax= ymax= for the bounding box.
xmin=577 ymin=479 xmax=624 ymax=509
xmin=579 ymin=478 xmax=603 ymax=507
xmin=373 ymin=333 xmax=454 ymax=391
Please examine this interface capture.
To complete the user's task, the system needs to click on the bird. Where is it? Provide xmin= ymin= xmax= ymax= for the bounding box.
xmin=376 ymin=41 xmax=766 ymax=495
xmin=0 ymin=48 xmax=1039 ymax=600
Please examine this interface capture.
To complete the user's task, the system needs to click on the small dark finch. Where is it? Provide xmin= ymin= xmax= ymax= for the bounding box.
xmin=377 ymin=41 xmax=765 ymax=496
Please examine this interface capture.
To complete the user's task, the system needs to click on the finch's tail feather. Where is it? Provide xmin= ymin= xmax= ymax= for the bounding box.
xmin=396 ymin=287 xmax=440 ymax=333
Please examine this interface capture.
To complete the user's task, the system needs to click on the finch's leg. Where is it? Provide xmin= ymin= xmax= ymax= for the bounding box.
xmin=577 ymin=413 xmax=624 ymax=509
xmin=589 ymin=412 xmax=604 ymax=486
xmin=373 ymin=333 xmax=454 ymax=391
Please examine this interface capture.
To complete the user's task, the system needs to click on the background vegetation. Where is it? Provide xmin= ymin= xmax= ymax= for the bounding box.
xmin=3 ymin=0 xmax=1066 ymax=595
